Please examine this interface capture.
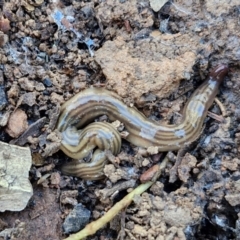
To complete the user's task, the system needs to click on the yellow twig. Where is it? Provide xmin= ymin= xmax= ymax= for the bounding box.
xmin=214 ymin=97 xmax=227 ymax=117
xmin=64 ymin=157 xmax=169 ymax=240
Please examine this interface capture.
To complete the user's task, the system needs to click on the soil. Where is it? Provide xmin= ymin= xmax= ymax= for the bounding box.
xmin=0 ymin=0 xmax=240 ymax=239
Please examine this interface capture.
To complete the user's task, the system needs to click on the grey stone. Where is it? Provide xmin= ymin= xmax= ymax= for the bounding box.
xmin=63 ymin=203 xmax=91 ymax=234
xmin=0 ymin=86 xmax=7 ymax=111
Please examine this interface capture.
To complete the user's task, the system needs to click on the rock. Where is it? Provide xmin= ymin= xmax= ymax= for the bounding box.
xmin=150 ymin=0 xmax=168 ymax=12
xmin=225 ymin=194 xmax=240 ymax=207
xmin=0 ymin=31 xmax=8 ymax=47
xmin=43 ymin=78 xmax=52 ymax=87
xmin=133 ymin=224 xmax=148 ymax=237
xmin=147 ymin=146 xmax=159 ymax=155
xmin=0 ymin=111 xmax=10 ymax=127
xmin=63 ymin=204 xmax=91 ymax=234
xmin=96 ymin=0 xmax=154 ymax=28
xmin=225 ymin=179 xmax=240 ymax=207
xmin=0 ymin=86 xmax=7 ymax=110
xmin=0 ymin=17 xmax=10 ymax=33
xmin=17 ymin=92 xmax=37 ymax=107
xmin=95 ymin=37 xmax=196 ymax=101
xmin=0 ymin=141 xmax=33 ymax=212
xmin=163 ymin=205 xmax=192 ymax=227
xmin=178 ymin=153 xmax=197 ymax=183
xmin=5 ymin=109 xmax=28 ymax=138
xmin=50 ymin=92 xmax=64 ymax=104
xmin=206 ymin=0 xmax=239 ymax=16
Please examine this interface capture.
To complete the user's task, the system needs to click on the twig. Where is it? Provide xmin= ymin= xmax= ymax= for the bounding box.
xmin=207 ymin=111 xmax=225 ymax=123
xmin=214 ymin=97 xmax=227 ymax=117
xmin=169 ymin=149 xmax=186 ymax=183
xmin=64 ymin=182 xmax=152 ymax=240
xmin=64 ymin=157 xmax=169 ymax=240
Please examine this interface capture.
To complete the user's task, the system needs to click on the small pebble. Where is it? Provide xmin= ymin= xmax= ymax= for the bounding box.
xmin=142 ymin=158 xmax=150 ymax=167
xmin=147 ymin=146 xmax=159 ymax=155
xmin=43 ymin=78 xmax=52 ymax=87
xmin=0 ymin=86 xmax=7 ymax=110
xmin=63 ymin=203 xmax=91 ymax=234
xmin=5 ymin=109 xmax=28 ymax=138
xmin=0 ymin=32 xmax=8 ymax=47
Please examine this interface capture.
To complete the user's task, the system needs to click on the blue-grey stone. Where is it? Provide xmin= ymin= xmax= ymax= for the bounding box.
xmin=0 ymin=86 xmax=7 ymax=111
xmin=63 ymin=203 xmax=91 ymax=234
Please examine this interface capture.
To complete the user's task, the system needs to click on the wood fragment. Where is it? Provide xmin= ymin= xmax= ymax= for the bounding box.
xmin=207 ymin=111 xmax=225 ymax=123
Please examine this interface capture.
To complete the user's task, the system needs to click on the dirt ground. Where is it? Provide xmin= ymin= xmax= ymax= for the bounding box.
xmin=0 ymin=0 xmax=240 ymax=239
